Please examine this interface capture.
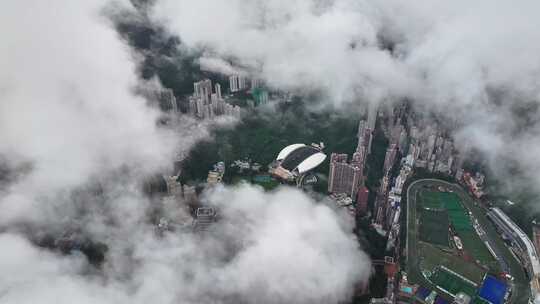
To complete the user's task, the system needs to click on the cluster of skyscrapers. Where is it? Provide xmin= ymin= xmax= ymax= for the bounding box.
xmin=229 ymin=74 xmax=269 ymax=106
xmin=188 ymin=79 xmax=241 ymax=119
xmin=407 ymin=123 xmax=461 ymax=176
xmin=155 ymin=88 xmax=178 ymax=113
xmin=229 ymin=74 xmax=248 ymax=93
xmin=327 ymin=106 xmax=377 ymax=216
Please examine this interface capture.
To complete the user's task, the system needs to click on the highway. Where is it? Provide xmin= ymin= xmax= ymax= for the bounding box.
xmin=405 ymin=179 xmax=530 ymax=304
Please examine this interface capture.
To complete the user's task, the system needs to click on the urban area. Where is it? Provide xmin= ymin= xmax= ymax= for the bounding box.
xmin=146 ymin=72 xmax=540 ymax=304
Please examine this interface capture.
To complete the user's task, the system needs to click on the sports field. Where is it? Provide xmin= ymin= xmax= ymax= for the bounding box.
xmin=429 ymin=266 xmax=478 ymax=298
xmin=418 ymin=243 xmax=486 ymax=283
xmin=408 ymin=180 xmax=530 ymax=304
xmin=420 ymin=191 xmax=446 ymax=210
xmin=419 ymin=190 xmax=495 ymax=266
xmin=419 ymin=209 xmax=449 ymax=246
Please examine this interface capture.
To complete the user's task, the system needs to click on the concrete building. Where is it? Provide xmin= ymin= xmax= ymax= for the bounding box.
xmin=207 ymin=171 xmax=222 ymax=184
xmin=194 ymin=79 xmax=212 ymax=104
xmin=356 ymin=186 xmax=369 ymax=216
xmin=487 ymin=207 xmax=540 ymax=294
xmin=383 ymin=144 xmax=398 ymax=174
xmin=351 ymin=150 xmax=365 ymax=168
xmin=182 ymin=185 xmax=197 ymax=202
xmin=252 ymin=88 xmax=269 ymax=106
xmin=215 ymin=83 xmax=221 ymax=99
xmin=157 ymin=88 xmax=177 ymax=112
xmin=270 ymin=143 xmax=326 ymax=187
xmin=207 ymin=161 xmax=225 ymax=185
xmin=229 ymin=74 xmax=247 ymax=92
xmin=190 ymin=79 xmax=241 ymax=119
xmin=164 ymin=175 xmax=181 ymax=197
xmin=357 ymin=120 xmax=374 ymax=155
xmin=251 ymin=78 xmax=263 ymax=89
xmin=533 ymin=223 xmax=540 ymax=258
xmin=328 ymin=153 xmax=363 ymax=199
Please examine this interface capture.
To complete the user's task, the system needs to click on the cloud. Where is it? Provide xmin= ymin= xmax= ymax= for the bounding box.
xmin=206 ymin=185 xmax=368 ymax=303
xmin=0 ymin=0 xmax=179 ymax=225
xmin=0 ymin=233 xmax=128 ymax=304
xmin=198 ymin=56 xmax=246 ymax=76
xmin=0 ymin=185 xmax=369 ymax=304
xmin=152 ymin=0 xmax=416 ymax=103
xmin=153 ymin=0 xmax=540 ymax=198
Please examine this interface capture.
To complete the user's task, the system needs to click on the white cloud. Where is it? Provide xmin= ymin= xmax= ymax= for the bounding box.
xmin=0 ymin=0 xmax=177 ymax=224
xmin=0 ymin=185 xmax=369 ymax=304
xmin=154 ymin=0 xmax=540 ymax=196
xmin=153 ymin=0 xmax=416 ymax=104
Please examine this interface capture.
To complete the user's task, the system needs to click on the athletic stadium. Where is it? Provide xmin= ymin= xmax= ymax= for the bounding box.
xmin=269 ymin=143 xmax=326 ymax=183
xmin=408 ymin=180 xmax=517 ymax=304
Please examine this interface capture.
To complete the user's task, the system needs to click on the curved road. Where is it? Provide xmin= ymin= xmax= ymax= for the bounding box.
xmin=406 ymin=179 xmax=530 ymax=304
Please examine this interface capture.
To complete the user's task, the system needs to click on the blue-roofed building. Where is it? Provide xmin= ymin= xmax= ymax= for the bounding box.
xmin=435 ymin=295 xmax=449 ymax=304
xmin=478 ymin=276 xmax=507 ymax=304
xmin=416 ymin=287 xmax=432 ymax=302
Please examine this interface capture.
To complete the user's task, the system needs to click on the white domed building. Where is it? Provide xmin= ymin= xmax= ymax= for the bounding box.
xmin=270 ymin=143 xmax=326 ymax=186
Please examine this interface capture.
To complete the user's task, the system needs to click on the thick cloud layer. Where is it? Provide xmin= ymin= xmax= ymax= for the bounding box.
xmin=153 ymin=0 xmax=416 ymax=103
xmin=153 ymin=0 xmax=540 ymax=194
xmin=0 ymin=185 xmax=368 ymax=304
xmin=0 ymin=0 xmax=177 ymax=225
xmin=0 ymin=1 xmax=369 ymax=303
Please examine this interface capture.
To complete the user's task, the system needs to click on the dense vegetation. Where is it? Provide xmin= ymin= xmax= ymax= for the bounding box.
xmin=180 ymin=100 xmax=359 ymax=191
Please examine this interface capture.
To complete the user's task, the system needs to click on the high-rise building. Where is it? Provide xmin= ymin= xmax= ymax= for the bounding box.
xmin=532 ymin=224 xmax=540 ymax=261
xmin=252 ymin=88 xmax=269 ymax=106
xmin=351 ymin=150 xmax=365 ymax=168
xmin=357 ymin=118 xmax=374 ymax=155
xmin=328 ymin=153 xmax=363 ymax=199
xmin=194 ymin=79 xmax=212 ymax=104
xmin=157 ymin=88 xmax=177 ymax=112
xmin=356 ymin=186 xmax=369 ymax=216
xmin=164 ymin=175 xmax=181 ymax=196
xmin=239 ymin=76 xmax=247 ymax=90
xmin=229 ymin=75 xmax=239 ymax=92
xmin=190 ymin=79 xmax=240 ymax=119
xmin=398 ymin=129 xmax=408 ymax=153
xmin=229 ymin=74 xmax=247 ymax=93
xmin=357 ymin=120 xmax=366 ymax=139
xmin=389 ymin=124 xmax=403 ymax=145
xmin=251 ymin=78 xmax=262 ymax=89
xmin=182 ymin=185 xmax=197 ymax=206
xmin=367 ymin=104 xmax=377 ymax=131
xmin=374 ymin=199 xmax=386 ymax=226
xmin=383 ymin=144 xmax=398 ymax=174
xmin=215 ymin=83 xmax=221 ymax=99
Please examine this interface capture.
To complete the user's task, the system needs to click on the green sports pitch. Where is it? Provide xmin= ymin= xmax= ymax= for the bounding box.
xmin=419 ymin=208 xmax=449 ymax=246
xmin=429 ymin=266 xmax=478 ymax=298
xmin=418 ymin=190 xmax=496 ymax=267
